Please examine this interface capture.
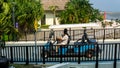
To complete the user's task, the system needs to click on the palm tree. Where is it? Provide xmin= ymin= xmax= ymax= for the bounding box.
xmin=15 ymin=0 xmax=44 ymax=33
xmin=49 ymin=5 xmax=59 ymax=25
xmin=0 ymin=0 xmax=44 ymax=40
xmin=0 ymin=1 xmax=19 ymax=40
xmin=59 ymin=0 xmax=103 ymax=24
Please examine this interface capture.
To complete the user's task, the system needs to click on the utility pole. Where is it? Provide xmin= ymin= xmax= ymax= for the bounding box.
xmin=34 ymin=19 xmax=38 ymax=65
xmin=12 ymin=0 xmax=16 ymax=41
xmin=12 ymin=1 xmax=15 ymax=28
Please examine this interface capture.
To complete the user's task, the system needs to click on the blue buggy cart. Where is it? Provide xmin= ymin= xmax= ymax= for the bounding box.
xmin=41 ymin=29 xmax=101 ymax=58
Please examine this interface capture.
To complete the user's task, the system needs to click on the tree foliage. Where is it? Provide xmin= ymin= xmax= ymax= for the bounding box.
xmin=0 ymin=0 xmax=44 ymax=40
xmin=0 ymin=1 xmax=16 ymax=35
xmin=59 ymin=0 xmax=103 ymax=24
xmin=14 ymin=0 xmax=44 ymax=33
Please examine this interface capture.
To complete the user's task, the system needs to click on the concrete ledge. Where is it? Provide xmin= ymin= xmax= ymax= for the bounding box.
xmin=5 ymin=39 xmax=120 ymax=46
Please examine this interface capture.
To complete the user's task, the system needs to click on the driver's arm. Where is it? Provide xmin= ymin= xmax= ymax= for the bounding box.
xmin=56 ymin=37 xmax=62 ymax=41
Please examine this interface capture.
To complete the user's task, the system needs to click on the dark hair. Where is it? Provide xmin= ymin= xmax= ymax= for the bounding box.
xmin=64 ymin=28 xmax=68 ymax=34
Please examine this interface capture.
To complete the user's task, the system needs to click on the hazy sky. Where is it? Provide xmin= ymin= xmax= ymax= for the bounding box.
xmin=90 ymin=0 xmax=120 ymax=12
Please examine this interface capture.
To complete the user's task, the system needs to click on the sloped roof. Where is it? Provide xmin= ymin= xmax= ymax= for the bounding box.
xmin=41 ymin=0 xmax=69 ymax=10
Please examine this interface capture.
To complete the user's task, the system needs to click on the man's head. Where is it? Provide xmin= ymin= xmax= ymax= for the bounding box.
xmin=64 ymin=28 xmax=68 ymax=34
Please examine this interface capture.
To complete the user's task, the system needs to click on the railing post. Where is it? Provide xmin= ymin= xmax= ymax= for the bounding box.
xmin=114 ymin=29 xmax=116 ymax=39
xmin=10 ymin=47 xmax=13 ymax=63
xmin=78 ymin=45 xmax=80 ymax=64
xmin=94 ymin=29 xmax=96 ymax=39
xmin=44 ymin=31 xmax=45 ymax=41
xmin=60 ymin=46 xmax=62 ymax=63
xmin=103 ymin=29 xmax=105 ymax=43
xmin=113 ymin=44 xmax=117 ymax=68
xmin=95 ymin=44 xmax=99 ymax=68
xmin=73 ymin=30 xmax=75 ymax=41
xmin=26 ymin=46 xmax=29 ymax=65
xmin=43 ymin=46 xmax=45 ymax=64
xmin=69 ymin=28 xmax=71 ymax=39
xmin=34 ymin=31 xmax=38 ymax=65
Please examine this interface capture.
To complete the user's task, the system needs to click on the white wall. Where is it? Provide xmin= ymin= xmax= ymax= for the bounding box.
xmin=45 ymin=12 xmax=59 ymax=25
xmin=49 ymin=23 xmax=100 ymax=29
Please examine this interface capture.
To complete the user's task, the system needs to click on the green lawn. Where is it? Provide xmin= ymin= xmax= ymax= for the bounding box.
xmin=10 ymin=64 xmax=52 ymax=68
xmin=10 ymin=64 xmax=34 ymax=68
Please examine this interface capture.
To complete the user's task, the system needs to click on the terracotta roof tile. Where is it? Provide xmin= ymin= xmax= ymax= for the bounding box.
xmin=41 ymin=0 xmax=69 ymax=10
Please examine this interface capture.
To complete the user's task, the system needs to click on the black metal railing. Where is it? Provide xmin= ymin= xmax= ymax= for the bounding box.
xmin=1 ymin=43 xmax=120 ymax=68
xmin=16 ymin=28 xmax=120 ymax=41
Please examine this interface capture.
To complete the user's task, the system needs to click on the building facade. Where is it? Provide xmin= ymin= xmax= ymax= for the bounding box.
xmin=41 ymin=0 xmax=69 ymax=25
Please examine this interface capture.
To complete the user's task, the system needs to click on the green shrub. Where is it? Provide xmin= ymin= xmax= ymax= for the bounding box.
xmin=41 ymin=25 xmax=49 ymax=29
xmin=3 ymin=34 xmax=8 ymax=41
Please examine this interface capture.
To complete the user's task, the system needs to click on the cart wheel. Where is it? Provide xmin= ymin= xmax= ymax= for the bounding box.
xmin=86 ymin=50 xmax=94 ymax=58
xmin=41 ymin=52 xmax=49 ymax=58
xmin=44 ymin=52 xmax=49 ymax=58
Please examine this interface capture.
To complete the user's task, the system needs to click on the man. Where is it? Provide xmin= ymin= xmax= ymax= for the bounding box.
xmin=49 ymin=29 xmax=54 ymax=39
xmin=56 ymin=28 xmax=69 ymax=52
xmin=81 ymin=29 xmax=90 ymax=43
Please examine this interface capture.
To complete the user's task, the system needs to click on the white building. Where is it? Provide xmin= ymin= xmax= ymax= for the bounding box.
xmin=41 ymin=0 xmax=69 ymax=25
